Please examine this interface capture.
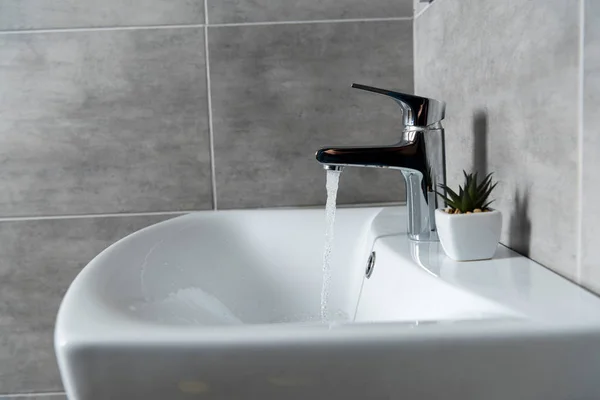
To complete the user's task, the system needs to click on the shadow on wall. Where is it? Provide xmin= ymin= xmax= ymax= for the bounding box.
xmin=509 ymin=188 xmax=532 ymax=257
xmin=470 ymin=109 xmax=532 ymax=257
xmin=472 ymin=110 xmax=488 ymax=177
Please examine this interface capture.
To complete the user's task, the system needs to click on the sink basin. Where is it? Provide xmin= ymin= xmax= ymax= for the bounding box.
xmin=55 ymin=207 xmax=600 ymax=400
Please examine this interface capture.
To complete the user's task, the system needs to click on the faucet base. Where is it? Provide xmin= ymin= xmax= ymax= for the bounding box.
xmin=408 ymin=232 xmax=439 ymax=242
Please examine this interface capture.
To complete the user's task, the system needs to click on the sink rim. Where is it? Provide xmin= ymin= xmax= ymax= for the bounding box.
xmin=55 ymin=206 xmax=600 ymax=349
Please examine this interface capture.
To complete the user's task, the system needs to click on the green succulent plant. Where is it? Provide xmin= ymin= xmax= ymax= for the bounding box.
xmin=437 ymin=171 xmax=497 ymax=214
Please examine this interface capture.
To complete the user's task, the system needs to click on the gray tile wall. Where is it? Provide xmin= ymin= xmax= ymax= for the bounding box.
xmin=0 ymin=395 xmax=66 ymax=400
xmin=415 ymin=0 xmax=600 ymax=293
xmin=0 ymin=1 xmax=205 ymax=30
xmin=583 ymin=0 xmax=600 ymax=294
xmin=0 ymin=0 xmax=414 ymax=396
xmin=209 ymin=21 xmax=412 ymax=208
xmin=0 ymin=28 xmax=212 ymax=216
xmin=207 ymin=0 xmax=413 ymax=24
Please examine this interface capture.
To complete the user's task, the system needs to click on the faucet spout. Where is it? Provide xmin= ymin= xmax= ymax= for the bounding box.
xmin=316 ymin=124 xmax=446 ymax=242
xmin=316 ymin=143 xmax=426 ymax=172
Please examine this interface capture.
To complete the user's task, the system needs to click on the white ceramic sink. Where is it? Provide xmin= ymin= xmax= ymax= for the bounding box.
xmin=55 ymin=207 xmax=600 ymax=400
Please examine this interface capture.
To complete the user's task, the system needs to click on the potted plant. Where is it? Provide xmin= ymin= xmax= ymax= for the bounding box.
xmin=435 ymin=171 xmax=501 ymax=261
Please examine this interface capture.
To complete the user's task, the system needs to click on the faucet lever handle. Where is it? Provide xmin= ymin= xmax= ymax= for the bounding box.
xmin=351 ymin=83 xmax=445 ymax=127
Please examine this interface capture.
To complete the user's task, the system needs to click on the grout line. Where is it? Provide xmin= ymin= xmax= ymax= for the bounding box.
xmin=204 ymin=0 xmax=210 ymax=25
xmin=0 ymin=393 xmax=66 ymax=399
xmin=0 ymin=210 xmax=191 ymax=222
xmin=0 ymin=16 xmax=413 ymax=35
xmin=576 ymin=0 xmax=585 ymax=283
xmin=0 ymin=203 xmax=404 ymax=223
xmin=414 ymin=3 xmax=432 ymax=19
xmin=414 ymin=0 xmax=443 ymax=20
xmin=235 ymin=202 xmax=405 ymax=211
xmin=208 ymin=16 xmax=412 ymax=28
xmin=412 ymin=5 xmax=418 ymax=93
xmin=0 ymin=23 xmax=205 ymax=35
xmin=204 ymin=0 xmax=218 ymax=210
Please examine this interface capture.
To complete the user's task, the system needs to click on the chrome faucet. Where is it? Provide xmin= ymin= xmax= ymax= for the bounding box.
xmin=315 ymin=83 xmax=446 ymax=241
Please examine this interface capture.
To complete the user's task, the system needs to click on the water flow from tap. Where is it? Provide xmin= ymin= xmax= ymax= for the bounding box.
xmin=321 ymin=168 xmax=342 ymax=322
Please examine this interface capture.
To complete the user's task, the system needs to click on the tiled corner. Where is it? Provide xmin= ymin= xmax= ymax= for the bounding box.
xmin=414 ymin=0 xmax=433 ymax=16
xmin=0 ymin=0 xmax=204 ymax=30
xmin=415 ymin=0 xmax=580 ymax=278
xmin=582 ymin=0 xmax=600 ymax=294
xmin=0 ymin=214 xmax=176 ymax=394
xmin=0 ymin=28 xmax=213 ymax=216
xmin=209 ymin=21 xmax=413 ymax=209
xmin=207 ymin=0 xmax=413 ymax=24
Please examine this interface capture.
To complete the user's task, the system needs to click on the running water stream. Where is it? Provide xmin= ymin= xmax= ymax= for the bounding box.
xmin=320 ymin=168 xmax=342 ymax=321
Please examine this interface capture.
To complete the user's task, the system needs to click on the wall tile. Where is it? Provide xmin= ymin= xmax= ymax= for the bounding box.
xmin=582 ymin=0 xmax=600 ymax=294
xmin=415 ymin=0 xmax=580 ymax=279
xmin=207 ymin=0 xmax=412 ymax=24
xmin=0 ymin=395 xmax=66 ymax=400
xmin=0 ymin=29 xmax=212 ymax=216
xmin=0 ymin=1 xmax=204 ymax=30
xmin=0 ymin=214 xmax=175 ymax=394
xmin=209 ymin=21 xmax=413 ymax=209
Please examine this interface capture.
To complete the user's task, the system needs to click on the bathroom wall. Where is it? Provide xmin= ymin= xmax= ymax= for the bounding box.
xmin=583 ymin=0 xmax=600 ymax=294
xmin=0 ymin=0 xmax=414 ymax=397
xmin=415 ymin=0 xmax=600 ymax=293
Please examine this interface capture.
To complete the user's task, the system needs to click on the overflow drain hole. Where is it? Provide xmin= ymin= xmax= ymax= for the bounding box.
xmin=365 ymin=251 xmax=376 ymax=279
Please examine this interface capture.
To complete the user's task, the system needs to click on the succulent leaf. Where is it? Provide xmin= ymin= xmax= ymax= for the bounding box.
xmin=436 ymin=171 xmax=498 ymax=213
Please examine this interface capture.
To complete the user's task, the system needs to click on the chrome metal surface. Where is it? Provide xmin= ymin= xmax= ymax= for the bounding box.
xmin=316 ymin=84 xmax=446 ymax=241
xmin=365 ymin=251 xmax=376 ymax=279
xmin=351 ymin=83 xmax=445 ymax=127
xmin=324 ymin=165 xmax=344 ymax=171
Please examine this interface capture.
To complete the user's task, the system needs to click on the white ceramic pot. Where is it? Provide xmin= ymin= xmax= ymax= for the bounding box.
xmin=434 ymin=209 xmax=502 ymax=261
